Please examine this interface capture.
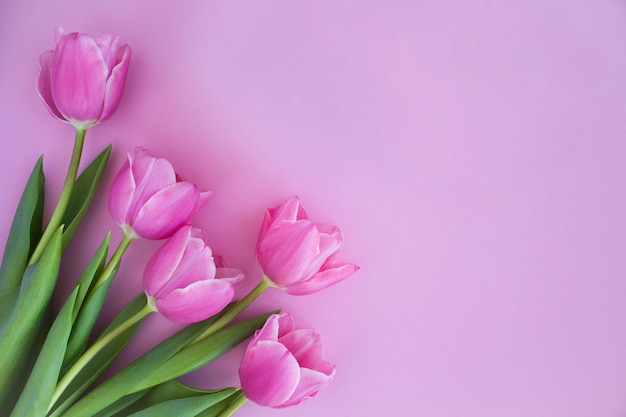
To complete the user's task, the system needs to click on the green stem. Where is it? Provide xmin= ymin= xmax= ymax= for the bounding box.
xmin=28 ymin=128 xmax=86 ymax=266
xmin=48 ymin=301 xmax=154 ymax=412
xmin=93 ymin=234 xmax=133 ymax=291
xmin=216 ymin=391 xmax=247 ymax=417
xmin=193 ymin=279 xmax=269 ymax=344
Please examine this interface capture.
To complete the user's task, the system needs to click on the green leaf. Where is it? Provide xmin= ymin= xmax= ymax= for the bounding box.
xmin=61 ymin=145 xmax=111 ymax=251
xmin=49 ymin=294 xmax=148 ymax=417
xmin=9 ymin=287 xmax=80 ymax=417
xmin=123 ymin=384 xmax=237 ymax=417
xmin=137 ymin=311 xmax=275 ymax=391
xmin=62 ymin=234 xmax=110 ymax=371
xmin=60 ymin=307 xmax=236 ymax=417
xmin=0 ymin=227 xmax=62 ymax=415
xmin=0 ymin=288 xmax=19 ymax=330
xmin=128 ymin=391 xmax=237 ymax=417
xmin=195 ymin=394 xmax=244 ymax=417
xmin=0 ymin=156 xmax=44 ymax=293
xmin=93 ymin=390 xmax=151 ymax=417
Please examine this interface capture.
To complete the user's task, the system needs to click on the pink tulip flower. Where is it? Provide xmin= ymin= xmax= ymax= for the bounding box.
xmin=108 ymin=147 xmax=211 ymax=240
xmin=256 ymin=196 xmax=359 ymax=295
xmin=144 ymin=226 xmax=244 ymax=323
xmin=239 ymin=313 xmax=335 ymax=408
xmin=37 ymin=27 xmax=131 ymax=130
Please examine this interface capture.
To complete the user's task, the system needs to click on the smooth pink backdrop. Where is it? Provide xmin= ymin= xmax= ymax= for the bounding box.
xmin=2 ymin=1 xmax=626 ymax=416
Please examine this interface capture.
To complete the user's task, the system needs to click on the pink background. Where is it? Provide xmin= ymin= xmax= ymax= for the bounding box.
xmin=2 ymin=1 xmax=626 ymax=416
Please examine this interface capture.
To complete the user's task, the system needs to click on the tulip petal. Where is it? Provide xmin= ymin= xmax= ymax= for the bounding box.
xmin=299 ymin=225 xmax=344 ymax=280
xmin=54 ymin=26 xmax=66 ymax=44
xmin=157 ymin=241 xmax=215 ymax=297
xmin=250 ymin=314 xmax=281 ymax=347
xmin=198 ymin=189 xmax=213 ymax=208
xmin=257 ymin=210 xmax=273 ymax=243
xmin=285 ymin=261 xmax=359 ymax=295
xmin=256 ymin=221 xmax=320 ymax=287
xmin=239 ymin=341 xmax=300 ymax=407
xmin=258 ymin=197 xmax=308 ymax=246
xmin=51 ymin=32 xmax=108 ymax=124
xmin=268 ymin=197 xmax=307 ymax=226
xmin=278 ymin=366 xmax=334 ymax=408
xmin=143 ymin=226 xmax=191 ymax=296
xmin=155 ymin=278 xmax=234 ymax=323
xmin=100 ymin=44 xmax=131 ymax=122
xmin=214 ymin=267 xmax=245 ymax=285
xmin=107 ymin=160 xmax=134 ymax=226
xmin=279 ymin=329 xmax=324 ymax=369
xmin=132 ymin=182 xmax=199 ymax=240
xmin=93 ymin=32 xmax=119 ymax=73
xmin=314 ymin=229 xmax=343 ymax=262
xmin=276 ymin=313 xmax=297 ymax=338
xmin=37 ymin=50 xmax=65 ymax=121
xmin=128 ymin=150 xmax=176 ymax=222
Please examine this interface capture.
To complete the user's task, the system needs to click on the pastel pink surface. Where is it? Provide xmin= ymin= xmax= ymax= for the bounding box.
xmin=1 ymin=1 xmax=626 ymax=416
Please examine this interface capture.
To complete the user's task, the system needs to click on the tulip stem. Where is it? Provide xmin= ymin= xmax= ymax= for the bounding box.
xmin=215 ymin=391 xmax=247 ymax=417
xmin=193 ymin=279 xmax=269 ymax=343
xmin=29 ymin=128 xmax=86 ymax=266
xmin=48 ymin=301 xmax=154 ymax=412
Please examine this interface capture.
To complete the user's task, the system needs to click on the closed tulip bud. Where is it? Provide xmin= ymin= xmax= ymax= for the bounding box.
xmin=108 ymin=147 xmax=211 ymax=240
xmin=239 ymin=313 xmax=335 ymax=408
xmin=37 ymin=27 xmax=131 ymax=130
xmin=256 ymin=197 xmax=359 ymax=295
xmin=144 ymin=226 xmax=244 ymax=323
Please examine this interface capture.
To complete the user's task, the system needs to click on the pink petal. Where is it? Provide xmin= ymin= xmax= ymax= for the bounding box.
xmin=93 ymin=32 xmax=118 ymax=73
xmin=285 ymin=261 xmax=359 ymax=296
xmin=36 ymin=50 xmax=65 ymax=121
xmin=279 ymin=329 xmax=325 ymax=369
xmin=317 ymin=224 xmax=344 ymax=250
xmin=155 ymin=279 xmax=234 ymax=323
xmin=107 ymin=160 xmax=134 ymax=225
xmin=100 ymin=44 xmax=131 ymax=122
xmin=279 ymin=366 xmax=334 ymax=408
xmin=132 ymin=182 xmax=199 ymax=240
xmin=257 ymin=209 xmax=273 ymax=244
xmin=256 ymin=221 xmax=320 ymax=287
xmin=214 ymin=267 xmax=245 ymax=285
xmin=198 ymin=189 xmax=212 ymax=208
xmin=143 ymin=226 xmax=191 ymax=296
xmin=54 ymin=26 xmax=67 ymax=44
xmin=51 ymin=32 xmax=108 ymax=124
xmin=267 ymin=197 xmax=307 ymax=227
xmin=156 ymin=241 xmax=215 ymax=297
xmin=276 ymin=313 xmax=296 ymax=338
xmin=239 ymin=341 xmax=300 ymax=407
xmin=298 ymin=225 xmax=344 ymax=280
xmin=250 ymin=314 xmax=282 ymax=346
xmin=128 ymin=151 xmax=176 ymax=222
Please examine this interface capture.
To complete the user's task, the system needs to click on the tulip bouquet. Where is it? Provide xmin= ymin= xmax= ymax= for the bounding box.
xmin=0 ymin=28 xmax=358 ymax=417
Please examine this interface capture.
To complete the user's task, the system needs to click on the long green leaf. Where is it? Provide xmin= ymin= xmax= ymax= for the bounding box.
xmin=61 ymin=145 xmax=111 ymax=250
xmin=113 ymin=382 xmax=236 ymax=417
xmin=95 ymin=383 xmax=239 ymax=417
xmin=195 ymin=394 xmax=244 ymax=417
xmin=127 ymin=389 xmax=237 ymax=417
xmin=60 ymin=307 xmax=236 ymax=417
xmin=9 ymin=287 xmax=80 ymax=417
xmin=93 ymin=390 xmax=151 ymax=417
xmin=137 ymin=311 xmax=274 ymax=391
xmin=0 ymin=227 xmax=62 ymax=415
xmin=62 ymin=234 xmax=110 ymax=371
xmin=0 ymin=287 xmax=19 ymax=330
xmin=49 ymin=294 xmax=148 ymax=417
xmin=0 ymin=156 xmax=44 ymax=293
